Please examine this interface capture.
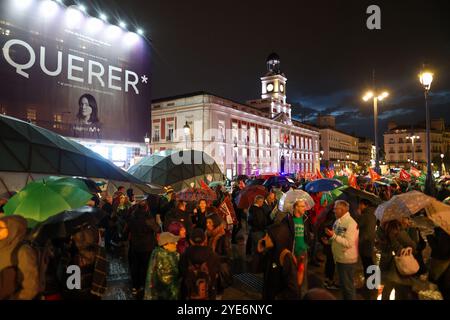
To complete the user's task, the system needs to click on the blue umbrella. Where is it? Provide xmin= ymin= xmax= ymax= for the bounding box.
xmin=305 ymin=179 xmax=343 ymax=193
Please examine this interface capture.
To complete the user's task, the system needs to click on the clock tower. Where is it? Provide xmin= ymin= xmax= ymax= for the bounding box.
xmin=247 ymin=53 xmax=292 ymax=122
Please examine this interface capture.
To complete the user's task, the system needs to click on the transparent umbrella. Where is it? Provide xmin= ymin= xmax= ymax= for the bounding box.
xmin=278 ymin=189 xmax=315 ymax=213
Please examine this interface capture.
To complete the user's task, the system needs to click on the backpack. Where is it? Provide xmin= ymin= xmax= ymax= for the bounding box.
xmin=0 ymin=241 xmax=50 ymax=300
xmin=185 ymin=259 xmax=211 ymax=300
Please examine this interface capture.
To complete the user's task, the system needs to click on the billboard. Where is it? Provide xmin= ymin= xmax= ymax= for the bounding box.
xmin=0 ymin=0 xmax=151 ymax=142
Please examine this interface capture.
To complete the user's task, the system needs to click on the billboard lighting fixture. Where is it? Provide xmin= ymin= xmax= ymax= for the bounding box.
xmin=99 ymin=13 xmax=108 ymax=21
xmin=137 ymin=28 xmax=144 ymax=36
xmin=40 ymin=0 xmax=59 ymax=17
xmin=119 ymin=21 xmax=127 ymax=29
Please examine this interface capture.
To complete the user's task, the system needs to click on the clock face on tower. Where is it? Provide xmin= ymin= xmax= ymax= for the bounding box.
xmin=266 ymin=83 xmax=274 ymax=92
xmin=279 ymin=84 xmax=284 ymax=92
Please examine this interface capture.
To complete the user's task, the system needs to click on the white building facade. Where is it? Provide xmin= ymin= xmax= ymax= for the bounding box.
xmin=150 ymin=54 xmax=320 ymax=178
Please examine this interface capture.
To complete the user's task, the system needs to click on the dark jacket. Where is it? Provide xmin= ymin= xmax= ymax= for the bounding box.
xmin=427 ymin=227 xmax=450 ymax=260
xmin=192 ymin=207 xmax=214 ymax=231
xmin=164 ymin=208 xmax=194 ymax=235
xmin=262 ymin=201 xmax=277 ymax=221
xmin=357 ymin=206 xmax=377 ymax=258
xmin=179 ymin=245 xmax=221 ymax=300
xmin=125 ymin=210 xmax=160 ymax=252
xmin=207 ymin=225 xmax=231 ymax=258
xmin=248 ymin=205 xmax=269 ymax=233
xmin=284 ymin=213 xmax=313 ymax=251
xmin=261 ymin=221 xmax=299 ymax=300
xmin=377 ymin=226 xmax=417 ymax=285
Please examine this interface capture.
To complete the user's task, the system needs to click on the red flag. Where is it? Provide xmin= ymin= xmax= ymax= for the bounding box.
xmin=327 ymin=169 xmax=335 ymax=178
xmin=410 ymin=166 xmax=421 ymax=178
xmin=217 ymin=196 xmax=237 ymax=225
xmin=349 ymin=173 xmax=358 ymax=188
xmin=369 ymin=168 xmax=381 ymax=182
xmin=199 ymin=179 xmax=210 ymax=190
xmin=399 ymin=169 xmax=412 ymax=182
xmin=316 ymin=169 xmax=324 ymax=179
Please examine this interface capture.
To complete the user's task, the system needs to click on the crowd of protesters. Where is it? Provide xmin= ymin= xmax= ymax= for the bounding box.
xmin=1 ymin=173 xmax=450 ymax=301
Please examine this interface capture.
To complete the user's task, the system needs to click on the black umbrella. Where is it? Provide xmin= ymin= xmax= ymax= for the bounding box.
xmin=30 ymin=206 xmax=106 ymax=244
xmin=341 ymin=187 xmax=383 ymax=206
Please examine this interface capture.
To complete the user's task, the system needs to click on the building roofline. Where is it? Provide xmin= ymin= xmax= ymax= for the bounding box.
xmin=318 ymin=126 xmax=359 ymax=139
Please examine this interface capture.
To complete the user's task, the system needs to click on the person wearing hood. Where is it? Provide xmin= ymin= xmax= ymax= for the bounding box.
xmin=0 ymin=215 xmax=41 ymax=300
xmin=144 ymin=232 xmax=181 ymax=300
xmin=179 ymin=228 xmax=220 ymax=300
xmin=168 ymin=221 xmax=189 ymax=255
xmin=257 ymin=221 xmax=299 ymax=300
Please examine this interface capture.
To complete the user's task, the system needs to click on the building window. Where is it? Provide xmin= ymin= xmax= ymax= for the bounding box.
xmin=153 ymin=125 xmax=160 ymax=142
xmin=250 ymin=126 xmax=256 ymax=144
xmin=219 ymin=145 xmax=225 ymax=158
xmin=258 ymin=127 xmax=264 ymax=145
xmin=53 ymin=113 xmax=62 ymax=129
xmin=301 ymin=137 xmax=304 ymax=149
xmin=166 ymin=123 xmax=174 ymax=141
xmin=232 ymin=122 xmax=238 ymax=142
xmin=242 ymin=148 xmax=247 ymax=158
xmin=265 ymin=129 xmax=270 ymax=146
xmin=218 ymin=120 xmax=225 ymax=141
xmin=26 ymin=108 xmax=37 ymax=124
xmin=296 ymin=136 xmax=300 ymax=148
xmin=309 ymin=138 xmax=312 ymax=151
xmin=242 ymin=124 xmax=248 ymax=143
xmin=251 ymin=149 xmax=256 ymax=159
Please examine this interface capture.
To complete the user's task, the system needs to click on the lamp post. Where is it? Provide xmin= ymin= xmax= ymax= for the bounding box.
xmin=144 ymin=133 xmax=150 ymax=156
xmin=440 ymin=153 xmax=445 ymax=176
xmin=419 ymin=70 xmax=434 ymax=195
xmin=346 ymin=154 xmax=350 ymax=170
xmin=183 ymin=121 xmax=191 ymax=150
xmin=363 ymin=90 xmax=389 ymax=174
xmin=233 ymin=139 xmax=238 ymax=176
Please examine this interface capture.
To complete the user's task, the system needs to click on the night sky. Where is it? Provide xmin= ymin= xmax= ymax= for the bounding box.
xmin=91 ymin=0 xmax=450 ymax=140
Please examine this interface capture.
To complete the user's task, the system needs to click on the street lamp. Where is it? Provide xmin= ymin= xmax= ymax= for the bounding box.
xmin=183 ymin=121 xmax=191 ymax=149
xmin=363 ymin=90 xmax=389 ymax=174
xmin=419 ymin=69 xmax=434 ymax=195
xmin=144 ymin=133 xmax=150 ymax=156
xmin=441 ymin=153 xmax=445 ymax=176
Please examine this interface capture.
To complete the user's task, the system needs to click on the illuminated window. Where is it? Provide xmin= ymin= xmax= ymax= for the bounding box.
xmin=265 ymin=129 xmax=270 ymax=145
xmin=27 ymin=108 xmax=37 ymax=124
xmin=242 ymin=124 xmax=248 ymax=143
xmin=53 ymin=113 xmax=62 ymax=129
xmin=153 ymin=125 xmax=160 ymax=142
xmin=232 ymin=122 xmax=238 ymax=141
xmin=258 ymin=128 xmax=264 ymax=145
xmin=219 ymin=145 xmax=225 ymax=158
xmin=242 ymin=148 xmax=247 ymax=158
xmin=218 ymin=120 xmax=225 ymax=141
xmin=167 ymin=123 xmax=174 ymax=141
xmin=301 ymin=137 xmax=304 ymax=149
xmin=250 ymin=126 xmax=256 ymax=144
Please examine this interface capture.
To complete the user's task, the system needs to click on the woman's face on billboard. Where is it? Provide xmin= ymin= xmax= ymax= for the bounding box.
xmin=81 ymin=97 xmax=92 ymax=119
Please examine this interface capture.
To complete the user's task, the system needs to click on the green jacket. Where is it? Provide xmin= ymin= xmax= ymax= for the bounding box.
xmin=144 ymin=247 xmax=180 ymax=300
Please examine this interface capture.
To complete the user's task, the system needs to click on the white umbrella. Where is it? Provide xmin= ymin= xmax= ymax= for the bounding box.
xmin=425 ymin=199 xmax=450 ymax=235
xmin=375 ymin=191 xmax=434 ymax=223
xmin=278 ymin=189 xmax=314 ymax=213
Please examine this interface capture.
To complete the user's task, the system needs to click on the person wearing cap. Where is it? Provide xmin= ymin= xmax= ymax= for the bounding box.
xmin=179 ymin=228 xmax=220 ymax=300
xmin=143 ymin=232 xmax=181 ymax=300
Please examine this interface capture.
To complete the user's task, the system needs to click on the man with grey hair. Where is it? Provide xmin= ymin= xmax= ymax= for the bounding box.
xmin=324 ymin=200 xmax=359 ymax=300
xmin=248 ymin=195 xmax=269 ymax=254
